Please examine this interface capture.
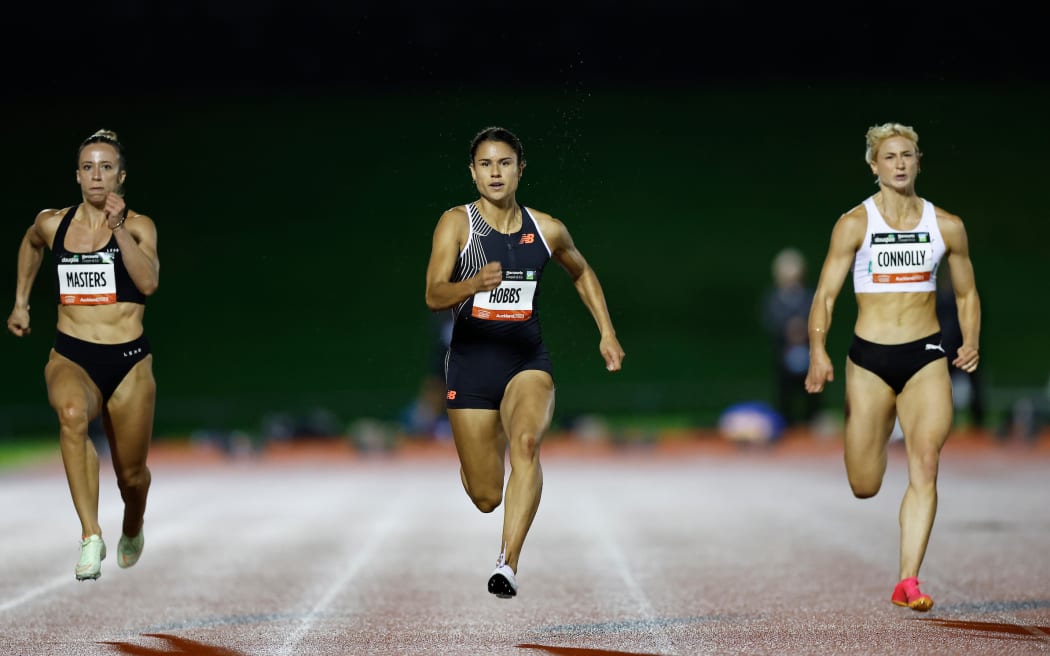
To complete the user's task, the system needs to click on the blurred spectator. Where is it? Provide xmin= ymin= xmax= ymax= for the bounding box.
xmin=761 ymin=247 xmax=819 ymax=426
xmin=936 ymin=263 xmax=986 ymax=428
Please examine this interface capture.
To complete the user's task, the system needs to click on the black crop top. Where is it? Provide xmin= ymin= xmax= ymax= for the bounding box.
xmin=52 ymin=205 xmax=146 ymax=306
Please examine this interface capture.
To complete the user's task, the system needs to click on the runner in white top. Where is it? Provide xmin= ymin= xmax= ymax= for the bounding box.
xmin=805 ymin=122 xmax=981 ymax=611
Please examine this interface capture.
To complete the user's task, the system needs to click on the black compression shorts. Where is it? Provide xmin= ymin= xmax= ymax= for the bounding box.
xmin=847 ymin=332 xmax=946 ymax=394
xmin=445 ymin=341 xmax=552 ymax=410
xmin=54 ymin=331 xmax=151 ymax=402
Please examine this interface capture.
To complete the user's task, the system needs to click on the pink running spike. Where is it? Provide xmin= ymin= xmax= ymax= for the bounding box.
xmin=892 ymin=576 xmax=934 ymax=611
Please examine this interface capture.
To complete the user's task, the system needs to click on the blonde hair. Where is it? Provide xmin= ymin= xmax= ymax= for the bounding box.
xmin=864 ymin=122 xmax=920 ymax=164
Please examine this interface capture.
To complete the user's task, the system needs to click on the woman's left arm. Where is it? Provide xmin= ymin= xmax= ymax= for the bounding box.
xmin=106 ymin=191 xmax=159 ymax=296
xmin=940 ymin=210 xmax=980 ymax=372
xmin=542 ymin=214 xmax=624 ymax=372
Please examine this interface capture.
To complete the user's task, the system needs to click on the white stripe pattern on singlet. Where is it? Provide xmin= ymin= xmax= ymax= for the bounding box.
xmin=451 ymin=203 xmax=494 ymax=320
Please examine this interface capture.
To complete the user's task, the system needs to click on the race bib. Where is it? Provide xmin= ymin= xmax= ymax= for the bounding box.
xmin=57 ymin=253 xmax=117 ymax=305
xmin=471 ymin=270 xmax=538 ymax=321
xmin=869 ymin=232 xmax=935 ymax=284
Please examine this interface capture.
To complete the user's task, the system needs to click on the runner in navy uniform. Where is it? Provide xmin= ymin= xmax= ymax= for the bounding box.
xmin=7 ymin=130 xmax=159 ymax=581
xmin=806 ymin=123 xmax=981 ymax=611
xmin=425 ymin=127 xmax=624 ymax=598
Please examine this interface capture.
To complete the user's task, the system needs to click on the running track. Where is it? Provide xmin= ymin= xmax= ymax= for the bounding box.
xmin=1 ymin=432 xmax=1048 ymax=655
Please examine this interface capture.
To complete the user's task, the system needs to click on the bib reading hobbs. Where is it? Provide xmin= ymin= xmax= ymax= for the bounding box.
xmin=472 ymin=270 xmax=537 ymax=321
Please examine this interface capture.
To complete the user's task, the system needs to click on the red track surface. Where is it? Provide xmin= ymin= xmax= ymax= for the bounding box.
xmin=1 ymin=430 xmax=1048 ymax=655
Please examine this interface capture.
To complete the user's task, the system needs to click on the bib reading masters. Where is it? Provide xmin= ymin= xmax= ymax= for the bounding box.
xmin=57 ymin=253 xmax=117 ymax=305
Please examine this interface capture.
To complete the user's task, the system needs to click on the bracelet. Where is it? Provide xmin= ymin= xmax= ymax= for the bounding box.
xmin=111 ymin=214 xmax=127 ymax=231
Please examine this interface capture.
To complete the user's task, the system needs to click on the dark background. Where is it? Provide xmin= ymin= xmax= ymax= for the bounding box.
xmin=2 ymin=2 xmax=1047 ymax=438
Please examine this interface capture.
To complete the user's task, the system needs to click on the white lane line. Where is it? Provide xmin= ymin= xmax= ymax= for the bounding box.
xmin=580 ymin=494 xmax=678 ymax=656
xmin=0 ymin=497 xmax=229 ymax=617
xmin=0 ymin=575 xmax=69 ymax=614
xmin=277 ymin=497 xmax=405 ymax=656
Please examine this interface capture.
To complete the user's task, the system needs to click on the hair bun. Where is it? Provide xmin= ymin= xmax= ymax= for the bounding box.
xmin=91 ymin=129 xmax=120 ymax=142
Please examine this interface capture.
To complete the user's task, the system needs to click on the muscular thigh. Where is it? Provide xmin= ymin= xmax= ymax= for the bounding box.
xmin=896 ymin=358 xmax=952 ymax=451
xmin=105 ymin=356 xmax=156 ymax=451
xmin=500 ymin=370 xmax=555 ymax=437
xmin=449 ymin=408 xmax=505 ymax=472
xmin=844 ymin=357 xmax=897 ymax=460
xmin=108 ymin=355 xmax=156 ymax=410
xmin=44 ymin=351 xmax=103 ymax=420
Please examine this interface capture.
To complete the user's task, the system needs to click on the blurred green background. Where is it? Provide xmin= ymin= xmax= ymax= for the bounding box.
xmin=2 ymin=82 xmax=1047 ymax=440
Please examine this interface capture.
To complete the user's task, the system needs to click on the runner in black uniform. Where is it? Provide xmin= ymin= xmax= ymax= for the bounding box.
xmin=426 ymin=127 xmax=624 ymax=598
xmin=445 ymin=202 xmax=553 ymax=410
xmin=7 ymin=129 xmax=159 ymax=581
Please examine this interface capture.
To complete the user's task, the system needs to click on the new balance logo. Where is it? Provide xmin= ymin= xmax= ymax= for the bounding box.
xmin=925 ymin=343 xmax=945 ymax=353
xmin=519 ymin=233 xmax=535 ymax=244
xmin=447 ymin=390 xmax=457 ymax=400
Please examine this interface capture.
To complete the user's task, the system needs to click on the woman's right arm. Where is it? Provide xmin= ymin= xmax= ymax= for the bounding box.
xmin=805 ymin=209 xmax=864 ymax=393
xmin=7 ymin=212 xmax=52 ymax=337
xmin=424 ymin=209 xmax=501 ymax=311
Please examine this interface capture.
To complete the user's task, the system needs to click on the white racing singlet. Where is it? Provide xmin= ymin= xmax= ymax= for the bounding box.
xmin=852 ymin=196 xmax=945 ymax=294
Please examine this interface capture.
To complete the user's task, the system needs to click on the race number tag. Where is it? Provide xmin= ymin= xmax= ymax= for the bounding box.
xmin=472 ymin=269 xmax=538 ymax=321
xmin=57 ymin=253 xmax=117 ymax=305
xmin=869 ymin=233 xmax=935 ymax=284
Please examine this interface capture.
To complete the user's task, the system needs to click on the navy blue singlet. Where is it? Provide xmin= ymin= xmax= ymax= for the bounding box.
xmin=445 ymin=203 xmax=553 ymax=409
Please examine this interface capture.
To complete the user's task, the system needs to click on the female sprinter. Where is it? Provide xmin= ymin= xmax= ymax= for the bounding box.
xmin=7 ymin=129 xmax=159 ymax=580
xmin=424 ymin=126 xmax=624 ymax=598
xmin=805 ymin=122 xmax=981 ymax=611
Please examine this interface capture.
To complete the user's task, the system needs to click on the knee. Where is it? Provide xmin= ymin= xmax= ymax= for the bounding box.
xmin=910 ymin=450 xmax=941 ymax=487
xmin=470 ymin=488 xmax=502 ymax=513
xmin=848 ymin=475 xmax=882 ymax=499
xmin=56 ymin=401 xmax=90 ymax=429
xmin=509 ymin=432 xmax=541 ymax=461
xmin=116 ymin=465 xmax=151 ymax=492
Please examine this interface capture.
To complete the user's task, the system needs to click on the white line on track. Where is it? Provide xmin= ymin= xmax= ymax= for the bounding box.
xmin=276 ymin=495 xmax=405 ymax=656
xmin=0 ymin=575 xmax=69 ymax=614
xmin=0 ymin=516 xmax=201 ymax=617
xmin=0 ymin=484 xmax=242 ymax=620
xmin=580 ymin=494 xmax=678 ymax=656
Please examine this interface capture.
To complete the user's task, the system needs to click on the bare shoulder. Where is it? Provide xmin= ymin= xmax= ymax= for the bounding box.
xmin=839 ymin=201 xmax=868 ymax=226
xmin=34 ymin=207 xmax=67 ymax=226
xmin=32 ymin=207 xmax=69 ymax=243
xmin=527 ymin=207 xmax=573 ymax=253
xmin=932 ymin=204 xmax=968 ymax=251
xmin=829 ymin=202 xmax=867 ymax=245
xmin=442 ymin=205 xmax=468 ymax=221
xmin=436 ymin=205 xmax=469 ymax=231
xmin=126 ymin=210 xmax=158 ymax=239
xmin=933 ymin=204 xmax=965 ymax=231
xmin=128 ymin=210 xmax=156 ymax=227
xmin=431 ymin=205 xmax=470 ymax=250
xmin=526 ymin=206 xmax=566 ymax=235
